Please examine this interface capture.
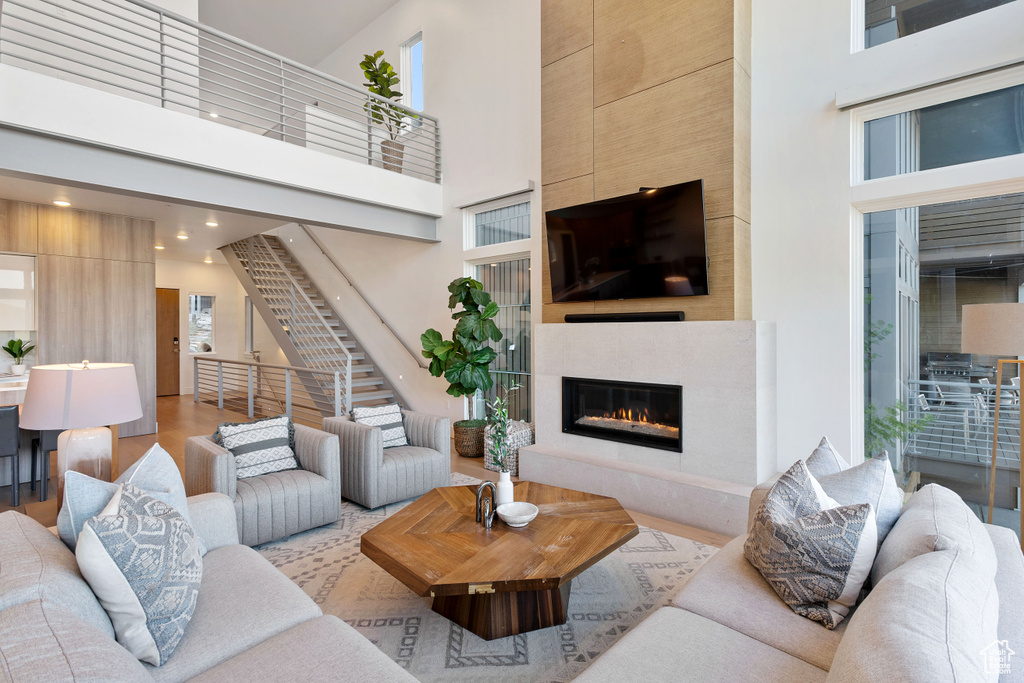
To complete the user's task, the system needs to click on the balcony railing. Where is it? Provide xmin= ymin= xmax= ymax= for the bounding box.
xmin=0 ymin=0 xmax=441 ymax=182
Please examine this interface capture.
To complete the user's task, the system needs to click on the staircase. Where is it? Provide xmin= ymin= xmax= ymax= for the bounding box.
xmin=222 ymin=234 xmax=404 ymax=414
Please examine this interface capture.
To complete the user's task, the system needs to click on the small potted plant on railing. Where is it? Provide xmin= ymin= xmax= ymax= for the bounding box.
xmin=421 ymin=277 xmax=503 ymax=457
xmin=3 ymin=338 xmax=34 ymax=375
xmin=359 ymin=50 xmax=418 ymax=173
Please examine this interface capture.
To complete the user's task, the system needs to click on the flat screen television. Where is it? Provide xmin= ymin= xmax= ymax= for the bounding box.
xmin=544 ymin=179 xmax=709 ymax=303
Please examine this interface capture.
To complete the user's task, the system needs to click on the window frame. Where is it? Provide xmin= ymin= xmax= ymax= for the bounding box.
xmin=187 ymin=292 xmax=217 ymax=356
xmin=400 ymin=32 xmax=423 ymax=112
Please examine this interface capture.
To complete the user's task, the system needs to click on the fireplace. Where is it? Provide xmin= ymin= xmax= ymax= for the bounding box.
xmin=562 ymin=377 xmax=683 ymax=452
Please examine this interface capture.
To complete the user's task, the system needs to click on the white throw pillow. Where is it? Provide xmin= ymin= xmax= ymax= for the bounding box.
xmin=352 ymin=403 xmax=408 ymax=448
xmin=214 ymin=414 xmax=300 ymax=479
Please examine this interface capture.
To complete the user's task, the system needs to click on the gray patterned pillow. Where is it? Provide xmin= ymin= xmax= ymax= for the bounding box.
xmin=215 ymin=415 xmax=300 ymax=479
xmin=75 ymin=483 xmax=202 ymax=666
xmin=815 ymin=450 xmax=903 ymax=545
xmin=744 ymin=461 xmax=878 ymax=630
xmin=352 ymin=403 xmax=408 ymax=448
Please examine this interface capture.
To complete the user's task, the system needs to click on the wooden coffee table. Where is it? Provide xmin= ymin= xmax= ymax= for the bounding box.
xmin=360 ymin=481 xmax=639 ymax=640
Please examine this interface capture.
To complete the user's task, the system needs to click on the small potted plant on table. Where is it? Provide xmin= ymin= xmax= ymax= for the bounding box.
xmin=3 ymin=338 xmax=34 ymax=375
xmin=487 ymin=385 xmax=519 ymax=506
xmin=421 ymin=277 xmax=503 ymax=457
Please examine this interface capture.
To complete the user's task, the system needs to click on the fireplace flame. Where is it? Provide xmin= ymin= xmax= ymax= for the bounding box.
xmin=603 ymin=407 xmax=651 ymax=423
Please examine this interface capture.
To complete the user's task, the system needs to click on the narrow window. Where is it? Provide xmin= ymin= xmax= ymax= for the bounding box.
xmin=188 ymin=294 xmax=215 ymax=353
xmin=401 ymin=33 xmax=423 ymax=111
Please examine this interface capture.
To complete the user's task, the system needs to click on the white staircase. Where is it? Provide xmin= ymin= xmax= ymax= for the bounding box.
xmin=222 ymin=234 xmax=403 ymax=414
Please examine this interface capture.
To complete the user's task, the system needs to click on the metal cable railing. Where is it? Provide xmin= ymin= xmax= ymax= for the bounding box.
xmin=230 ymin=235 xmax=353 ymax=414
xmin=0 ymin=0 xmax=441 ymax=182
xmin=194 ymin=357 xmax=344 ymax=427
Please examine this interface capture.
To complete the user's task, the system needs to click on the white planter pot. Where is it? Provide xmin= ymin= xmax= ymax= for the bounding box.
xmin=496 ymin=470 xmax=514 ymax=507
xmin=10 ymin=364 xmax=26 ymax=376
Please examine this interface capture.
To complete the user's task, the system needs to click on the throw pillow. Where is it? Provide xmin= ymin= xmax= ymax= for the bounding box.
xmin=56 ymin=443 xmax=203 ymax=555
xmin=815 ymin=450 xmax=903 ymax=545
xmin=805 ymin=436 xmax=849 ymax=478
xmin=75 ymin=483 xmax=202 ymax=667
xmin=744 ymin=461 xmax=878 ymax=630
xmin=214 ymin=414 xmax=300 ymax=479
xmin=352 ymin=403 xmax=408 ymax=448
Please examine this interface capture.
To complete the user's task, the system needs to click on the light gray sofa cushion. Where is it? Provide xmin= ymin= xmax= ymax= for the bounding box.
xmin=805 ymin=436 xmax=848 ymax=478
xmin=826 ymin=547 xmax=999 ymax=683
xmin=189 ymin=615 xmax=418 ymax=682
xmin=988 ymin=524 xmax=1024 ymax=683
xmin=872 ymin=483 xmax=996 ymax=586
xmin=673 ymin=535 xmax=848 ymax=671
xmin=186 ymin=493 xmax=240 ymax=552
xmin=0 ymin=510 xmax=114 ymax=638
xmin=379 ymin=445 xmax=451 ymax=504
xmin=575 ymin=607 xmax=828 ymax=683
xmin=0 ymin=600 xmax=149 ymax=682
xmin=815 ymin=451 xmax=903 ymax=544
xmin=145 ymin=544 xmax=321 ymax=683
xmin=234 ymin=468 xmax=338 ymax=547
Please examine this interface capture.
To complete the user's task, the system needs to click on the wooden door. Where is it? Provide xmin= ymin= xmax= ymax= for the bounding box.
xmin=155 ymin=288 xmax=180 ymax=397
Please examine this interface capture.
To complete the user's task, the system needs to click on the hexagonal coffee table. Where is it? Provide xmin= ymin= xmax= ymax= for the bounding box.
xmin=360 ymin=481 xmax=639 ymax=640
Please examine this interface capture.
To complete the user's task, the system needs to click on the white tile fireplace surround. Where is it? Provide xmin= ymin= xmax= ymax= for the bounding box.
xmin=519 ymin=321 xmax=776 ymax=536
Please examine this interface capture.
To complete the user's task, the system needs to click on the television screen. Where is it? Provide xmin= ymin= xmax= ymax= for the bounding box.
xmin=544 ymin=180 xmax=708 ymax=303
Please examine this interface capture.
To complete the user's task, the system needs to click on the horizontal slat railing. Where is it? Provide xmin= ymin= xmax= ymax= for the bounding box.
xmin=0 ymin=0 xmax=441 ymax=182
xmin=194 ymin=357 xmax=343 ymax=428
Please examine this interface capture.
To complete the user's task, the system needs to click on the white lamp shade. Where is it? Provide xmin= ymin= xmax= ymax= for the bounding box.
xmin=19 ymin=362 xmax=143 ymax=430
xmin=961 ymin=303 xmax=1024 ymax=356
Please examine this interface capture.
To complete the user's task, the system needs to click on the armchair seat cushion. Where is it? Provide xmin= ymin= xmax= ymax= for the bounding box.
xmin=377 ymin=445 xmax=450 ymax=506
xmin=234 ymin=469 xmax=337 ymax=546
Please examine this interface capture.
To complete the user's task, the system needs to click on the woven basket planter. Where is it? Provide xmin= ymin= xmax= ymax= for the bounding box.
xmin=453 ymin=421 xmax=486 ymax=458
xmin=484 ymin=421 xmax=535 ymax=477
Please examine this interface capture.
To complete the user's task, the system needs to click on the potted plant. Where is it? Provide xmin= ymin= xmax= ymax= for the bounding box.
xmin=3 ymin=338 xmax=34 ymax=375
xmin=359 ymin=50 xmax=418 ymax=173
xmin=421 ymin=277 xmax=503 ymax=457
xmin=487 ymin=385 xmax=519 ymax=505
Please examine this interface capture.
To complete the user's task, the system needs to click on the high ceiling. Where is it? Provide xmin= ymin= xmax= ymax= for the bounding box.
xmin=199 ymin=0 xmax=400 ymax=68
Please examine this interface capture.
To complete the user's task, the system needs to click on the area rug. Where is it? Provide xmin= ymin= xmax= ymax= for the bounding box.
xmin=257 ymin=474 xmax=717 ymax=682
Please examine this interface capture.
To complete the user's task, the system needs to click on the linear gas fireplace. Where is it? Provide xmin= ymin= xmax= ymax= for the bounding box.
xmin=562 ymin=377 xmax=683 ymax=452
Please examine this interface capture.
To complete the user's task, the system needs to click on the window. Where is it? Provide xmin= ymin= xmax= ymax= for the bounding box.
xmin=864 ymin=83 xmax=1024 ymax=180
xmin=188 ymin=294 xmax=215 ymax=353
xmin=474 ymin=259 xmax=532 ymax=422
xmin=401 ymin=33 xmax=423 ymax=111
xmin=468 ymin=200 xmax=531 ymax=248
xmin=865 ymin=0 xmax=1017 ymax=48
xmin=244 ymin=297 xmax=254 ymax=354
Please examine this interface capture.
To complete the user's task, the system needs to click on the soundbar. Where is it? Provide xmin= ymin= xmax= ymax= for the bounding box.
xmin=564 ymin=311 xmax=686 ymax=324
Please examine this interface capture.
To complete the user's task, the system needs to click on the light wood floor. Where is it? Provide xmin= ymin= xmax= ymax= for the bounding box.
xmin=1 ymin=395 xmax=732 ymax=547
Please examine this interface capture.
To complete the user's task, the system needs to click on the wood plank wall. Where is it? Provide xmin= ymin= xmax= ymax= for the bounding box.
xmin=540 ymin=0 xmax=752 ymax=322
xmin=0 ymin=198 xmax=156 ymax=437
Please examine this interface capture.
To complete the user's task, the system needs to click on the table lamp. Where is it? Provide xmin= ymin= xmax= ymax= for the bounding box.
xmin=961 ymin=303 xmax=1024 ymax=544
xmin=19 ymin=361 xmax=142 ymax=502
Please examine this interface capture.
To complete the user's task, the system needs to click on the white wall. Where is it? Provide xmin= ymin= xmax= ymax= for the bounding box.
xmin=294 ymin=0 xmax=542 ymax=423
xmin=751 ymin=2 xmax=1024 ymax=470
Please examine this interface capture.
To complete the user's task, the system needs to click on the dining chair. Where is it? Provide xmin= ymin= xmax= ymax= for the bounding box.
xmin=0 ymin=406 xmax=20 ymax=506
xmin=31 ymin=429 xmax=58 ymax=502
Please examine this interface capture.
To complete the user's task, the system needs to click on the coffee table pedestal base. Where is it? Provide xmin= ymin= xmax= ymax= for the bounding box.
xmin=432 ymin=582 xmax=572 ymax=640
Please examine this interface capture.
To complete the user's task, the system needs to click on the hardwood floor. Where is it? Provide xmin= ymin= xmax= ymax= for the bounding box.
xmin=1 ymin=395 xmax=733 ymax=547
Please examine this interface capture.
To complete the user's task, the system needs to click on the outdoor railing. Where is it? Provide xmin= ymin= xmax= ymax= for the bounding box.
xmin=194 ymin=357 xmax=346 ymax=428
xmin=0 ymin=0 xmax=442 ymax=182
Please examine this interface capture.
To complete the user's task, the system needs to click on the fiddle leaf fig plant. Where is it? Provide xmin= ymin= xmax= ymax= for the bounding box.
xmin=359 ymin=50 xmax=418 ymax=141
xmin=2 ymin=338 xmax=34 ymax=363
xmin=421 ymin=277 xmax=503 ymax=398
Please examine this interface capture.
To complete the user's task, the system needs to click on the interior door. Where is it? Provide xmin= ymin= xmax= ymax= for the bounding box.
xmin=156 ymin=288 xmax=180 ymax=397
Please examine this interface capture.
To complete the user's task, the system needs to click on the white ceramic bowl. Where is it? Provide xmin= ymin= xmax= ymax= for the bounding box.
xmin=496 ymin=502 xmax=539 ymax=528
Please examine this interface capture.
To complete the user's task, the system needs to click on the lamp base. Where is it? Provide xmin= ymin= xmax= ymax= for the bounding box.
xmin=56 ymin=427 xmax=113 ymax=504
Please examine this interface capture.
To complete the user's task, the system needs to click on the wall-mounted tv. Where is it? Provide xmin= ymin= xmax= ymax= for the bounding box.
xmin=544 ymin=180 xmax=709 ymax=303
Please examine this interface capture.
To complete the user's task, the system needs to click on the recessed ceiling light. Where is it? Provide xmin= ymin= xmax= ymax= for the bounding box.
xmin=155 ymin=245 xmax=165 ymax=250
xmin=177 ymin=234 xmax=189 ymax=240
xmin=53 ymin=200 xmax=71 ymax=207
xmin=205 ymin=221 xmax=218 ymax=227
xmin=489 ymin=263 xmax=497 ymax=267
xmin=209 ymin=112 xmax=219 ymax=118
xmin=204 ymin=258 xmax=213 ymax=264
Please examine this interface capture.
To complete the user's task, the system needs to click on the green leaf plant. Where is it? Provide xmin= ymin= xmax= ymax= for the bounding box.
xmin=2 ymin=338 xmax=34 ymax=363
xmin=421 ymin=277 xmax=503 ymax=398
xmin=359 ymin=50 xmax=419 ymax=141
xmin=487 ymin=384 xmax=520 ymax=473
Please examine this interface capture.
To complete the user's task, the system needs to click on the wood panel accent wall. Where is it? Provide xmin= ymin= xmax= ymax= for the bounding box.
xmin=541 ymin=0 xmax=752 ymax=322
xmin=0 ymin=198 xmax=156 ymax=437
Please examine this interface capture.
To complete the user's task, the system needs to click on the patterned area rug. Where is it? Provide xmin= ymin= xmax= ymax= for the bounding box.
xmin=257 ymin=474 xmax=717 ymax=682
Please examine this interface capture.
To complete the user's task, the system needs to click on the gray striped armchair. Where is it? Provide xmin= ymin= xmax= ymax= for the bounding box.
xmin=184 ymin=423 xmax=342 ymax=546
xmin=322 ymin=410 xmax=450 ymax=509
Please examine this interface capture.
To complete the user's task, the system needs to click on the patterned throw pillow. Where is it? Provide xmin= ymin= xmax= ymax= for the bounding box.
xmin=352 ymin=403 xmax=408 ymax=448
xmin=214 ymin=415 xmax=300 ymax=479
xmin=815 ymin=450 xmax=903 ymax=545
xmin=75 ymin=483 xmax=202 ymax=666
xmin=744 ymin=461 xmax=878 ymax=630
xmin=57 ymin=443 xmax=204 ymax=555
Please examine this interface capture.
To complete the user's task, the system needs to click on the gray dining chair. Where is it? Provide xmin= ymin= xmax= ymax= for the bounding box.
xmin=31 ymin=429 xmax=58 ymax=502
xmin=0 ymin=406 xmax=20 ymax=506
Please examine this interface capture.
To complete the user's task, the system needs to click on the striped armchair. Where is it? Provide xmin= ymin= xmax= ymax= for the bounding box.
xmin=184 ymin=423 xmax=342 ymax=546
xmin=322 ymin=410 xmax=450 ymax=509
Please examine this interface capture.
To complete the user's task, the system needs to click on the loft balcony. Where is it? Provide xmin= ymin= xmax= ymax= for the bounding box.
xmin=0 ymin=0 xmax=442 ymax=239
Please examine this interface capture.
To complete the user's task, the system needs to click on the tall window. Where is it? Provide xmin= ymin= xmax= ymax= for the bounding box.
xmin=401 ymin=33 xmax=423 ymax=111
xmin=188 ymin=294 xmax=215 ymax=353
